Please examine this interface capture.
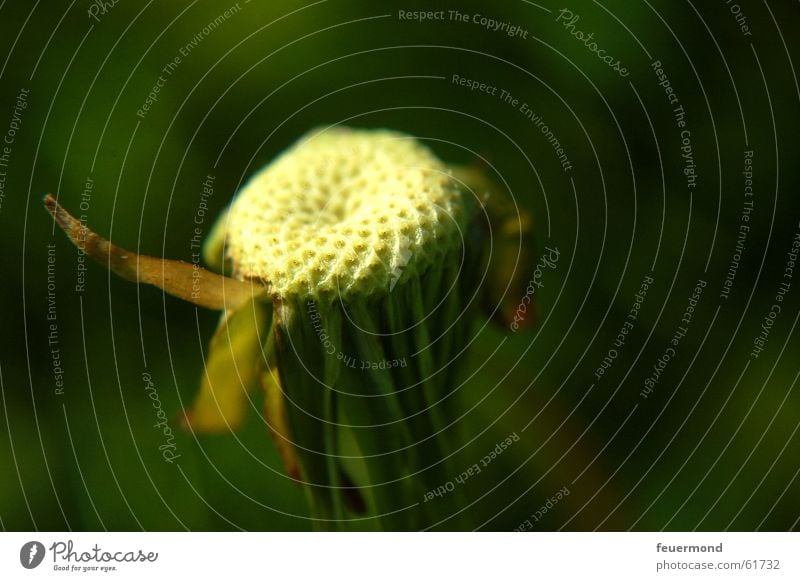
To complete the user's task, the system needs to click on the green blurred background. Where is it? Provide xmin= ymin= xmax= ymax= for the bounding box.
xmin=1 ymin=0 xmax=798 ymax=530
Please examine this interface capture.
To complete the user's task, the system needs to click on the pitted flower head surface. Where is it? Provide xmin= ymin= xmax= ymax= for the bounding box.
xmin=222 ymin=127 xmax=469 ymax=299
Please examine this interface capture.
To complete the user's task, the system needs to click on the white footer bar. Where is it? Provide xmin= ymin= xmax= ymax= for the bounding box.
xmin=1 ymin=532 xmax=796 ymax=580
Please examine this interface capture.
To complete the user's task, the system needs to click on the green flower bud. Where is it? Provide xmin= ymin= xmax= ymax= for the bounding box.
xmin=44 ymin=126 xmax=529 ymax=530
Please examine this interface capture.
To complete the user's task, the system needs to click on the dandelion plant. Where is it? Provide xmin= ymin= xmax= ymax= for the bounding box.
xmin=45 ymin=127 xmax=528 ymax=530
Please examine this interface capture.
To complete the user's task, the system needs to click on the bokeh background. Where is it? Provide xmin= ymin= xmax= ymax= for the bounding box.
xmin=1 ymin=0 xmax=799 ymax=531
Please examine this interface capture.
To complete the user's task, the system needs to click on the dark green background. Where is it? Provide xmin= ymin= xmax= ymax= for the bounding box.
xmin=1 ymin=0 xmax=798 ymax=530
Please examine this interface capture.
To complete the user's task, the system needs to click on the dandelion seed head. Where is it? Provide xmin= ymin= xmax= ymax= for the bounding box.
xmin=221 ymin=127 xmax=468 ymax=298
